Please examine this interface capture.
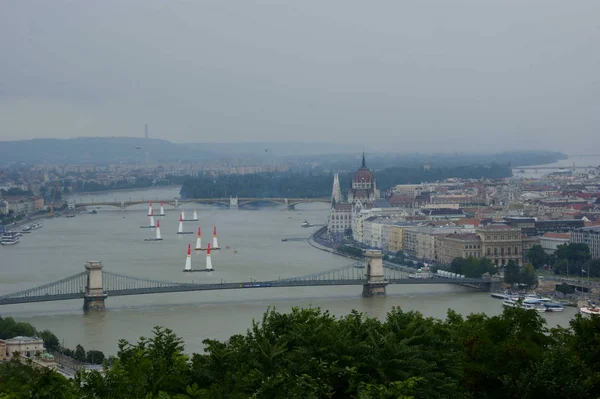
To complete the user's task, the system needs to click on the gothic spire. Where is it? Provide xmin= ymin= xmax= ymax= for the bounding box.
xmin=361 ymin=151 xmax=366 ymax=168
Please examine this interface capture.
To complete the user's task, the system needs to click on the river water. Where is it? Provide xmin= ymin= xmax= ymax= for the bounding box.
xmin=0 ymin=187 xmax=579 ymax=355
xmin=511 ymin=154 xmax=600 ymax=179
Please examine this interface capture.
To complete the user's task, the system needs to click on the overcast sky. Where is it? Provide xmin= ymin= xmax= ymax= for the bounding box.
xmin=0 ymin=1 xmax=598 ymax=153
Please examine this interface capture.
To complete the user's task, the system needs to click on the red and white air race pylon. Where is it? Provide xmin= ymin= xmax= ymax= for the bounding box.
xmin=195 ymin=227 xmax=202 ymax=250
xmin=148 ymin=201 xmax=153 ymax=216
xmin=178 ymin=214 xmax=183 ymax=234
xmin=149 ymin=209 xmax=155 ymax=228
xmin=183 ymin=244 xmax=192 ymax=272
xmin=181 ymin=210 xmax=186 ymax=220
xmin=206 ymin=243 xmax=213 ymax=271
xmin=159 ymin=201 xmax=165 ymax=216
xmin=192 ymin=210 xmax=198 ymax=221
xmin=155 ymin=219 xmax=162 ymax=240
xmin=212 ymin=226 xmax=220 ymax=249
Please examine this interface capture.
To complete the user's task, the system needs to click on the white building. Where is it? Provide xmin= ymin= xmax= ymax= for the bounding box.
xmin=328 ymin=154 xmax=379 ymax=238
xmin=0 ymin=336 xmax=45 ymax=361
xmin=572 ymin=226 xmax=600 ymax=259
xmin=539 ymin=232 xmax=571 ymax=254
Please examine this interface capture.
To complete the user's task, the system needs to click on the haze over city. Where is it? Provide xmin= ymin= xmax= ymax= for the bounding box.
xmin=1 ymin=0 xmax=598 ymax=153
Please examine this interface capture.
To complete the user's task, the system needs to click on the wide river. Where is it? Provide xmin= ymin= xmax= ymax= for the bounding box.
xmin=0 ymin=187 xmax=579 ymax=355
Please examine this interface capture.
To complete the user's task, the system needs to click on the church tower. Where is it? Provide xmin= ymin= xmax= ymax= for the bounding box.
xmin=331 ymin=173 xmax=342 ymax=205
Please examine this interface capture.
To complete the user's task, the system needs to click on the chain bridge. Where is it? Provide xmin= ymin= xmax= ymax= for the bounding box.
xmin=0 ymin=251 xmax=498 ymax=311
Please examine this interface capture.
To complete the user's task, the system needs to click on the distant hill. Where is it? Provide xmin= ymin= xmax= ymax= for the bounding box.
xmin=0 ymin=137 xmax=360 ymax=165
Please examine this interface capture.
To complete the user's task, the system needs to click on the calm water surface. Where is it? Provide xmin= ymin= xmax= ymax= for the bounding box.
xmin=0 ymin=187 xmax=578 ymax=354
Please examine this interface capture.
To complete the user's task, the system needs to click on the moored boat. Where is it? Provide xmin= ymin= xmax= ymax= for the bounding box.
xmin=1 ymin=234 xmax=20 ymax=245
xmin=579 ymin=305 xmax=600 ymax=316
xmin=502 ymin=299 xmax=546 ymax=312
xmin=491 ymin=290 xmax=514 ymax=300
xmin=543 ymin=303 xmax=564 ymax=312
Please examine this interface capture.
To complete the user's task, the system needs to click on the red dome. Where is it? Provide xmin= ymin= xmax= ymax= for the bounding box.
xmin=353 ymin=167 xmax=374 ymax=183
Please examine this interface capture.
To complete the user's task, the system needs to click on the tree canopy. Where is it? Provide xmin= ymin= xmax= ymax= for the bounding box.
xmin=2 ymin=306 xmax=599 ymax=398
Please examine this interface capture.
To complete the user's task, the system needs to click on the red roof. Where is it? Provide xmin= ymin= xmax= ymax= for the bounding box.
xmin=353 ymin=167 xmax=374 ymax=183
xmin=542 ymin=232 xmax=571 ymax=239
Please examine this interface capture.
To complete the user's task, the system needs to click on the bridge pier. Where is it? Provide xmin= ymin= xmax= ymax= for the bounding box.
xmin=284 ymin=198 xmax=296 ymax=210
xmin=230 ymin=196 xmax=238 ymax=209
xmin=83 ymin=261 xmax=107 ymax=311
xmin=482 ymin=276 xmax=503 ymax=292
xmin=362 ymin=250 xmax=388 ymax=297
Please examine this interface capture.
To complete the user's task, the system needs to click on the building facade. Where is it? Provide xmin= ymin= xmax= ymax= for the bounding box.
xmin=476 ymin=225 xmax=523 ymax=266
xmin=539 ymin=232 xmax=571 ymax=254
xmin=328 ymin=154 xmax=379 ymax=238
xmin=0 ymin=336 xmax=45 ymax=361
xmin=437 ymin=233 xmax=482 ymax=265
xmin=572 ymin=226 xmax=600 ymax=259
xmin=0 ymin=196 xmax=44 ymax=215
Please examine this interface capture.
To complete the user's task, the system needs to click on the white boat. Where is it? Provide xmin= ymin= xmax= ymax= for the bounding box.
xmin=580 ymin=305 xmax=600 ymax=316
xmin=30 ymin=222 xmax=43 ymax=230
xmin=543 ymin=303 xmax=564 ymax=312
xmin=491 ymin=291 xmax=513 ymax=300
xmin=510 ymin=294 xmax=552 ymax=303
xmin=1 ymin=234 xmax=20 ymax=245
xmin=502 ymin=299 xmax=546 ymax=312
xmin=301 ymin=220 xmax=312 ymax=228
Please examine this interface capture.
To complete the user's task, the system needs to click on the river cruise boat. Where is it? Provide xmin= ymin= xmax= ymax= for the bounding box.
xmin=1 ymin=234 xmax=20 ymax=245
xmin=491 ymin=290 xmax=515 ymax=300
xmin=30 ymin=222 xmax=43 ymax=230
xmin=543 ymin=303 xmax=565 ymax=312
xmin=502 ymin=299 xmax=546 ymax=312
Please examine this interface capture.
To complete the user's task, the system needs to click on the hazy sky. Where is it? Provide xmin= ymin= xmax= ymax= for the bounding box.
xmin=1 ymin=1 xmax=598 ymax=152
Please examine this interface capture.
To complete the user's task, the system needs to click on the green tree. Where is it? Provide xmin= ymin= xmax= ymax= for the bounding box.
xmin=0 ymin=316 xmax=37 ymax=339
xmin=555 ymin=283 xmax=575 ymax=298
xmin=74 ymin=344 xmax=86 ymax=362
xmin=85 ymin=350 xmax=105 ymax=365
xmin=0 ymin=360 xmax=76 ymax=398
xmin=554 ymin=243 xmax=591 ymax=271
xmin=519 ymin=263 xmax=537 ymax=289
xmin=503 ymin=260 xmax=520 ymax=286
xmin=39 ymin=330 xmax=60 ymax=352
xmin=527 ymin=244 xmax=548 ymax=269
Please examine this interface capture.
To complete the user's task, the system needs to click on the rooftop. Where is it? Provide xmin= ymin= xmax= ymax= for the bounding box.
xmin=478 ymin=224 xmax=515 ymax=230
xmin=541 ymin=232 xmax=571 ymax=239
xmin=443 ymin=233 xmax=481 ymax=241
xmin=4 ymin=336 xmax=42 ymax=343
xmin=577 ymin=226 xmax=600 ymax=232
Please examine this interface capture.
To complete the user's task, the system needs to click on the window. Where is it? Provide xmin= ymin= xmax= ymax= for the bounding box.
xmin=494 ymin=248 xmax=498 ymax=255
xmin=487 ymin=248 xmax=491 ymax=255
xmin=508 ymin=247 xmax=512 ymax=255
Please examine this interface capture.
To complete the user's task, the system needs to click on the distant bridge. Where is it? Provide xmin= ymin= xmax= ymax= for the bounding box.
xmin=0 ymin=253 xmax=498 ymax=310
xmin=72 ymin=197 xmax=330 ymax=210
xmin=515 ymin=165 xmax=597 ymax=171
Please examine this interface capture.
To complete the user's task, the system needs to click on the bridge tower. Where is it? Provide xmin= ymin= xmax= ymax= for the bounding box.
xmin=230 ymin=196 xmax=238 ymax=209
xmin=84 ymin=261 xmax=107 ymax=311
xmin=362 ymin=250 xmax=388 ymax=297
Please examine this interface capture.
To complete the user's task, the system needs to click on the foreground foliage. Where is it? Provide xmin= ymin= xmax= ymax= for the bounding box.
xmin=1 ymin=307 xmax=599 ymax=398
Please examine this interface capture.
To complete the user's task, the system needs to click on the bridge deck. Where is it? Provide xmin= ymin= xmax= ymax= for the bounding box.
xmin=0 ymin=277 xmax=487 ymax=305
